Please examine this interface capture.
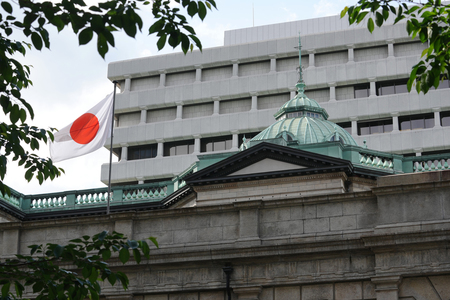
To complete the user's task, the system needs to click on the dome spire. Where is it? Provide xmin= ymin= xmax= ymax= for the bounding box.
xmin=296 ymin=32 xmax=306 ymax=93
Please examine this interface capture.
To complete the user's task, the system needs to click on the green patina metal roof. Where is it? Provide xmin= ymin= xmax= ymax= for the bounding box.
xmin=274 ymin=82 xmax=329 ymax=120
xmin=251 ymin=116 xmax=357 ymax=146
xmin=244 ymin=33 xmax=357 ymax=148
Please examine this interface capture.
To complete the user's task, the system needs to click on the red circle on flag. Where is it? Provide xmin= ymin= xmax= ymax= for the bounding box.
xmin=70 ymin=113 xmax=99 ymax=144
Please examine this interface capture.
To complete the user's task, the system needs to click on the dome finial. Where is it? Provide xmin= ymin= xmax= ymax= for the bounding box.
xmin=296 ymin=32 xmax=306 ymax=93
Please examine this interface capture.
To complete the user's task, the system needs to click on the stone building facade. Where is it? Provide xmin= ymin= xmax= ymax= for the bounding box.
xmin=2 ymin=143 xmax=450 ymax=300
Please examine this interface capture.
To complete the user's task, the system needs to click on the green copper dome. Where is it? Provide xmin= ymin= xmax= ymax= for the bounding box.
xmin=242 ymin=34 xmax=357 ymax=149
xmin=251 ymin=115 xmax=357 ymax=146
xmin=274 ymin=82 xmax=329 ymax=120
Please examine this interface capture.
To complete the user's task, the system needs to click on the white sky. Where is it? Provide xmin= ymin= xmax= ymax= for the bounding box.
xmin=4 ymin=0 xmax=357 ymax=195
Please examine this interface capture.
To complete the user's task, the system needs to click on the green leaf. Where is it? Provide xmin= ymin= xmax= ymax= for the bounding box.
xmin=157 ymin=34 xmax=167 ymax=50
xmin=97 ymin=230 xmax=108 ymax=241
xmin=375 ymin=12 xmax=383 ymax=27
xmin=119 ymin=247 xmax=130 ymax=264
xmin=187 ymin=1 xmax=198 ymax=17
xmin=340 ymin=7 xmax=349 ymax=19
xmin=1 ymin=1 xmax=12 ymax=13
xmin=31 ymin=32 xmax=43 ymax=50
xmin=78 ymin=28 xmax=93 ymax=45
xmin=198 ymin=1 xmax=207 ymax=20
xmin=53 ymin=245 xmax=64 ymax=258
xmin=1 ymin=282 xmax=10 ymax=297
xmin=367 ymin=17 xmax=374 ymax=33
xmin=133 ymin=248 xmax=141 ymax=263
xmin=149 ymin=236 xmax=159 ymax=248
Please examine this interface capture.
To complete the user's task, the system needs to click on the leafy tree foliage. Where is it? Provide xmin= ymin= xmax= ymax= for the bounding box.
xmin=0 ymin=231 xmax=158 ymax=300
xmin=0 ymin=0 xmax=216 ymax=196
xmin=341 ymin=0 xmax=450 ymax=94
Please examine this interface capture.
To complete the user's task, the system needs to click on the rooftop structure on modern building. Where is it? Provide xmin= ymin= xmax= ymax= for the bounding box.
xmin=104 ymin=13 xmax=450 ymax=186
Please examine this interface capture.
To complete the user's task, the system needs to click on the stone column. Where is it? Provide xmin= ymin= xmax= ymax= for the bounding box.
xmin=231 ymin=131 xmax=239 ymax=151
xmin=195 ymin=65 xmax=202 ymax=83
xmin=347 ymin=44 xmax=355 ymax=63
xmin=308 ymin=50 xmax=315 ymax=68
xmin=156 ymin=139 xmax=164 ymax=158
xmin=175 ymin=102 xmax=183 ymax=120
xmin=139 ymin=107 xmax=147 ymax=124
xmin=391 ymin=112 xmax=399 ymax=132
xmin=369 ymin=78 xmax=377 ymax=97
xmin=269 ymin=55 xmax=276 ymax=73
xmin=329 ymin=82 xmax=337 ymax=101
xmin=235 ymin=201 xmax=261 ymax=247
xmin=213 ymin=97 xmax=220 ymax=115
xmin=232 ymin=60 xmax=239 ymax=78
xmin=433 ymin=108 xmax=441 ymax=128
xmin=371 ymin=275 xmax=402 ymax=300
xmin=250 ymin=92 xmax=258 ymax=112
xmin=387 ymin=40 xmax=395 ymax=58
xmin=233 ymin=286 xmax=262 ymax=300
xmin=290 ymin=87 xmax=297 ymax=99
xmin=193 ymin=135 xmax=201 ymax=154
xmin=124 ymin=76 xmax=131 ymax=92
xmin=120 ymin=144 xmax=128 ymax=162
xmin=350 ymin=117 xmax=358 ymax=136
xmin=3 ymin=228 xmax=20 ymax=257
xmin=158 ymin=70 xmax=166 ymax=87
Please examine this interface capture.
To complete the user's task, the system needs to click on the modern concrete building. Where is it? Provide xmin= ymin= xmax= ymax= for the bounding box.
xmin=104 ymin=13 xmax=450 ymax=186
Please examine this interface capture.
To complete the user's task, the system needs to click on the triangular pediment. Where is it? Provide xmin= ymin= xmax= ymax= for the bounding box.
xmin=185 ymin=142 xmax=355 ymax=185
xmin=228 ymin=158 xmax=306 ymax=176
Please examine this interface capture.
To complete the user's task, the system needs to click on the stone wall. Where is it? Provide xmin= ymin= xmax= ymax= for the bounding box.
xmin=2 ymin=171 xmax=450 ymax=299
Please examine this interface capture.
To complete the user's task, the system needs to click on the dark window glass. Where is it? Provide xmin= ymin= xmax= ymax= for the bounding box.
xmin=354 ymin=84 xmax=370 ymax=98
xmin=357 ymin=119 xmax=393 ymax=135
xmin=399 ymin=113 xmax=434 ymax=131
xmin=336 ymin=122 xmax=352 ymax=134
xmin=128 ymin=144 xmax=157 ymax=160
xmin=201 ymin=135 xmax=233 ymax=152
xmin=164 ymin=140 xmax=194 ymax=156
xmin=376 ymin=79 xmax=409 ymax=96
xmin=436 ymin=79 xmax=449 ymax=89
xmin=441 ymin=111 xmax=450 ymax=127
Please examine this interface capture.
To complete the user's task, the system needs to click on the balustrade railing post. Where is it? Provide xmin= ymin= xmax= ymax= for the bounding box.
xmin=393 ymin=157 xmax=403 ymax=172
xmin=66 ymin=193 xmax=76 ymax=208
xmin=21 ymin=196 xmax=31 ymax=211
xmin=113 ymin=189 xmax=123 ymax=205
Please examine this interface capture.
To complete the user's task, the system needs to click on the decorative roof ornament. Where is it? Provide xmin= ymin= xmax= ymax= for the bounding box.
xmin=243 ymin=32 xmax=358 ymax=148
xmin=296 ymin=31 xmax=306 ymax=94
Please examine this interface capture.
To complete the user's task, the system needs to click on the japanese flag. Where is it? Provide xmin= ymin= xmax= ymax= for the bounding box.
xmin=49 ymin=93 xmax=114 ymax=162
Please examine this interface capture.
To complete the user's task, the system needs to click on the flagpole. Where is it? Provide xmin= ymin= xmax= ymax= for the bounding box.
xmin=107 ymin=81 xmax=118 ymax=215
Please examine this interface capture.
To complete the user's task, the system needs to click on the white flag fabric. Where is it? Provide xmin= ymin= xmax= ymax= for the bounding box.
xmin=50 ymin=93 xmax=114 ymax=162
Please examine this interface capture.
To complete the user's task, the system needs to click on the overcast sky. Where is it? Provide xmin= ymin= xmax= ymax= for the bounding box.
xmin=4 ymin=0 xmax=357 ymax=195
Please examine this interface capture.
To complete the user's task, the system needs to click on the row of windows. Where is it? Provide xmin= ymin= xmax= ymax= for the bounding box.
xmin=338 ymin=112 xmax=450 ymax=136
xmin=354 ymin=79 xmax=449 ymax=98
xmin=123 ymin=133 xmax=259 ymax=161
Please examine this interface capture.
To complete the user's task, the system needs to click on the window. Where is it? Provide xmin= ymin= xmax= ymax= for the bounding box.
xmin=336 ymin=122 xmax=352 ymax=134
xmin=399 ymin=113 xmax=434 ymax=131
xmin=376 ymin=79 xmax=408 ymax=96
xmin=435 ymin=78 xmax=450 ymax=90
xmin=358 ymin=119 xmax=393 ymax=135
xmin=441 ymin=111 xmax=450 ymax=127
xmin=164 ymin=140 xmax=195 ymax=157
xmin=128 ymin=144 xmax=157 ymax=160
xmin=201 ymin=135 xmax=232 ymax=152
xmin=354 ymin=83 xmax=370 ymax=98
